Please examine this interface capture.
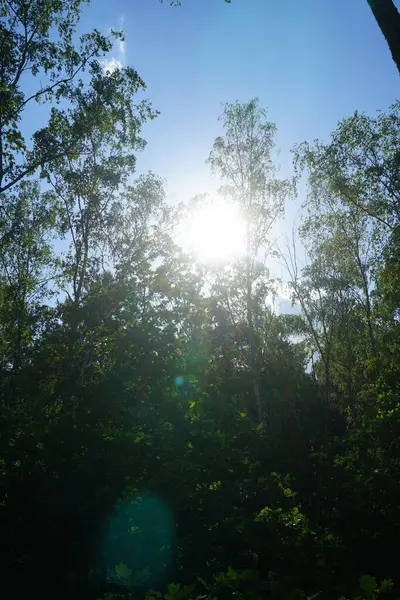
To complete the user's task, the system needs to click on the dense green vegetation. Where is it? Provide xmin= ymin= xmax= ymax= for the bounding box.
xmin=1 ymin=1 xmax=400 ymax=599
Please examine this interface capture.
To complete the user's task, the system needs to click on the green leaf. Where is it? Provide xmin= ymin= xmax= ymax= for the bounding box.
xmin=227 ymin=566 xmax=238 ymax=581
xmin=115 ymin=562 xmax=132 ymax=584
xmin=359 ymin=575 xmax=377 ymax=597
xmin=146 ymin=591 xmax=163 ymax=600
xmin=378 ymin=579 xmax=393 ymax=594
xmin=165 ymin=583 xmax=182 ymax=600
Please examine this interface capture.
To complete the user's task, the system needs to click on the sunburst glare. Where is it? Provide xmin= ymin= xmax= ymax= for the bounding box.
xmin=178 ymin=197 xmax=246 ymax=263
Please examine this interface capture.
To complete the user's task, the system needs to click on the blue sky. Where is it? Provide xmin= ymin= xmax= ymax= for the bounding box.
xmin=79 ymin=0 xmax=400 ymax=207
xmin=15 ymin=0 xmax=399 ymax=311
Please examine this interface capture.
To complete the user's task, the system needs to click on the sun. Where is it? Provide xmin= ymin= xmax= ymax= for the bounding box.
xmin=179 ymin=198 xmax=246 ymax=263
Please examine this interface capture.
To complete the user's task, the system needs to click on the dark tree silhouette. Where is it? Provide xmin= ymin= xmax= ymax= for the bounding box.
xmin=368 ymin=0 xmax=400 ymax=75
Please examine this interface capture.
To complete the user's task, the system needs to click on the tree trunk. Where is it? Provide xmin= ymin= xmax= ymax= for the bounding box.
xmin=368 ymin=0 xmax=400 ymax=75
xmin=245 ymin=220 xmax=263 ymax=426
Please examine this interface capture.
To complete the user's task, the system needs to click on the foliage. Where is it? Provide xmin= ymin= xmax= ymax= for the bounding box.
xmin=206 ymin=98 xmax=293 ymax=424
xmin=0 ymin=0 xmax=126 ymax=194
xmin=1 ymin=2 xmax=400 ymax=600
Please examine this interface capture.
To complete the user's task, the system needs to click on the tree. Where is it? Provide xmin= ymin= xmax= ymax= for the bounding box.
xmin=0 ymin=0 xmax=122 ymax=195
xmin=293 ymin=103 xmax=400 ymax=381
xmin=39 ymin=64 xmax=154 ymax=382
xmin=4 ymin=1 xmax=400 ymax=596
xmin=206 ymin=98 xmax=292 ymax=425
xmin=283 ymin=101 xmax=400 ymax=588
xmin=295 ymin=102 xmax=400 ymax=233
xmin=0 ymin=180 xmax=56 ymax=405
xmin=367 ymin=0 xmax=400 ymax=76
xmin=281 ymin=187 xmax=380 ymax=411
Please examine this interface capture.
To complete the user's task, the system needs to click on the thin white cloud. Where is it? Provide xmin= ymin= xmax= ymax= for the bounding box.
xmin=100 ymin=57 xmax=123 ymax=73
xmin=101 ymin=16 xmax=125 ymax=74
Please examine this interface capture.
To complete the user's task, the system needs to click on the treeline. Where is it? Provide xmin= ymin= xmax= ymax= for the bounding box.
xmin=1 ymin=2 xmax=400 ymax=600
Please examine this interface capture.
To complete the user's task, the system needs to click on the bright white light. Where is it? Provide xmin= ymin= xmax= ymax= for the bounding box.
xmin=99 ymin=57 xmax=123 ymax=73
xmin=179 ymin=198 xmax=246 ymax=263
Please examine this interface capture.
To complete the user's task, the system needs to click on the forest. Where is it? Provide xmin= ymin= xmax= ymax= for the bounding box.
xmin=1 ymin=1 xmax=400 ymax=599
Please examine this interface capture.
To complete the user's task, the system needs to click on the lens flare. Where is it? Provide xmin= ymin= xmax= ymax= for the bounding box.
xmin=100 ymin=493 xmax=175 ymax=591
